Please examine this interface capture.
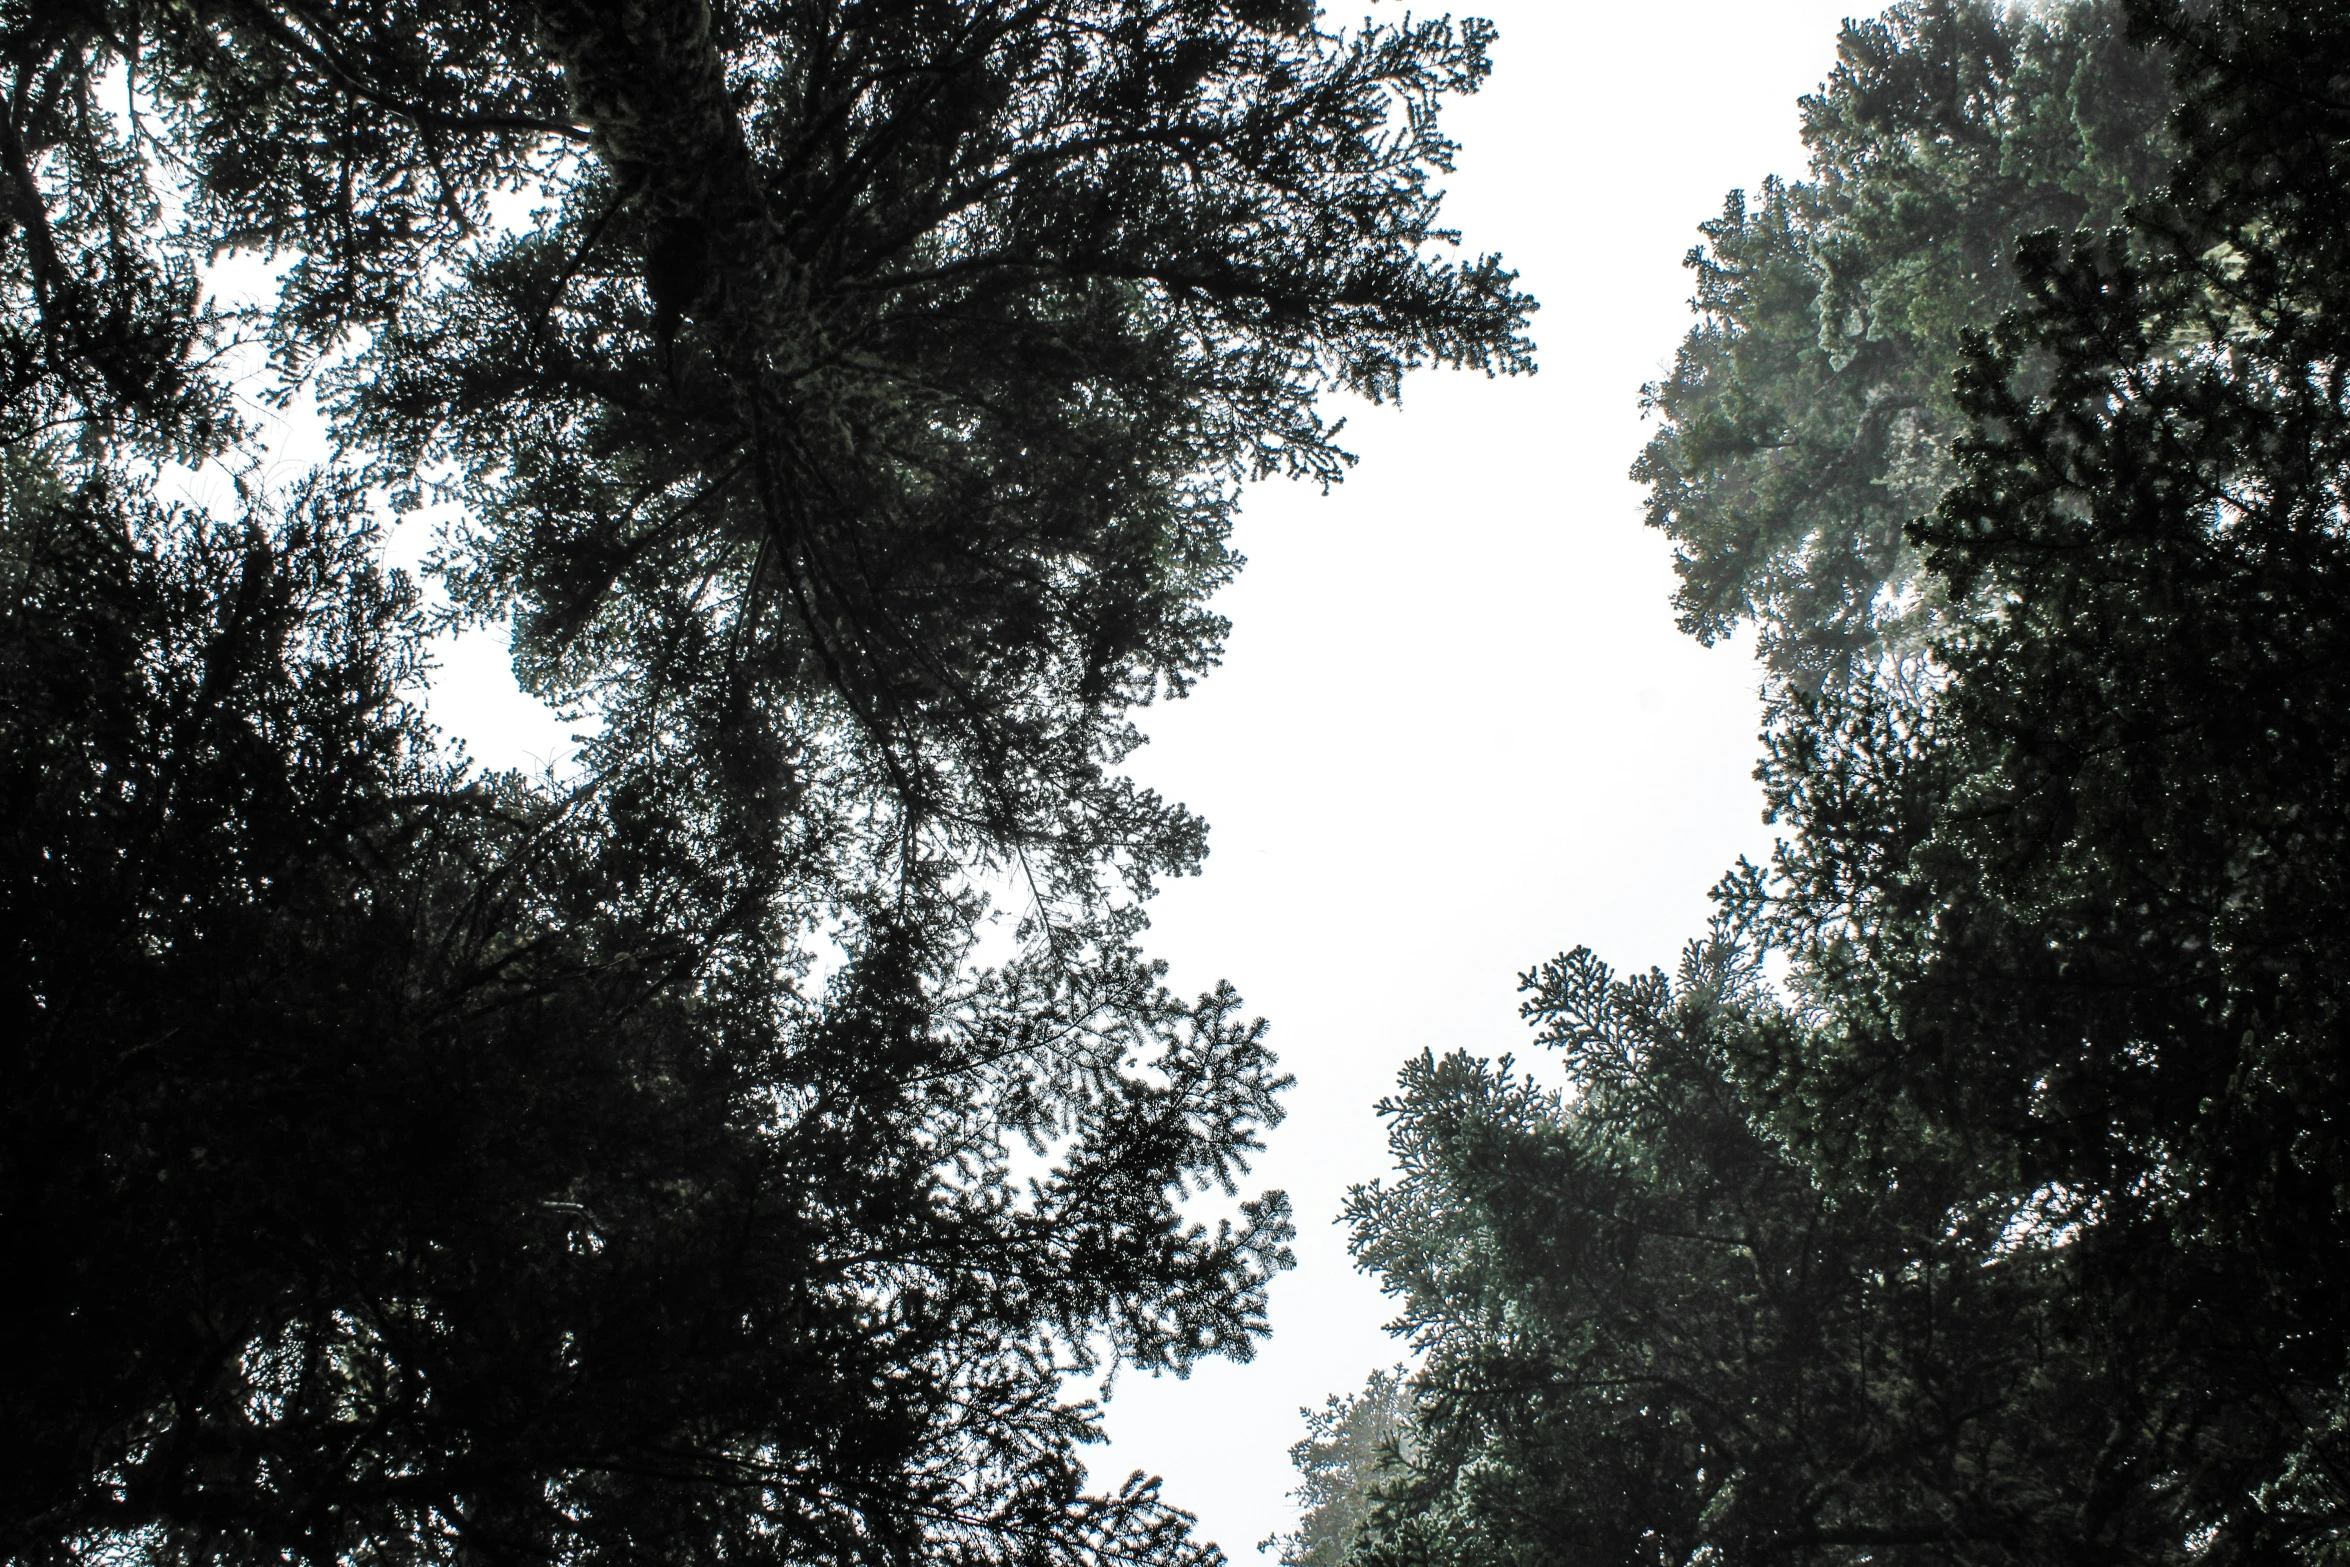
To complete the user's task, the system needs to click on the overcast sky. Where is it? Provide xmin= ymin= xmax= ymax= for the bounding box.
xmin=1088 ymin=0 xmax=1863 ymax=1553
xmin=405 ymin=1 xmax=1868 ymax=1554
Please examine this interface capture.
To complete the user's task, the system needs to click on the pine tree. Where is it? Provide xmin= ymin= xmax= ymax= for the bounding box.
xmin=1325 ymin=1 xmax=2350 ymax=1560
xmin=1264 ymin=1369 xmax=1413 ymax=1567
xmin=1345 ymin=933 xmax=2196 ymax=1565
xmin=1 ymin=450 xmax=1298 ymax=1567
xmin=0 ymin=2 xmax=1533 ymax=1561
xmin=1632 ymin=0 xmax=2170 ymax=689
xmin=1748 ymin=0 xmax=2350 ymax=1548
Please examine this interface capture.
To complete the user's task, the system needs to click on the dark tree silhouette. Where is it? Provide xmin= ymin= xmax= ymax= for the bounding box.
xmin=0 ymin=2 xmax=1532 ymax=1562
xmin=1325 ymin=2 xmax=2350 ymax=1561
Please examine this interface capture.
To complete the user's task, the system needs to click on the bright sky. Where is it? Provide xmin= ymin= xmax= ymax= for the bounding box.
xmin=404 ymin=0 xmax=1865 ymax=1554
xmin=1088 ymin=1 xmax=1862 ymax=1554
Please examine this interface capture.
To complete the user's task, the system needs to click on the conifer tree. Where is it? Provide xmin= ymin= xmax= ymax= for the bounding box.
xmin=1325 ymin=2 xmax=2350 ymax=1561
xmin=0 ymin=2 xmax=1532 ymax=1561
xmin=1633 ymin=0 xmax=2170 ymax=688
xmin=1263 ymin=1370 xmax=1412 ymax=1567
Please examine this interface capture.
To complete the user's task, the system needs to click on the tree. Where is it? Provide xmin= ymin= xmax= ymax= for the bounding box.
xmin=1742 ymin=0 xmax=2350 ymax=1549
xmin=1632 ymin=0 xmax=2170 ymax=689
xmin=10 ymin=0 xmax=1533 ymax=917
xmin=1 ymin=453 xmax=1292 ymax=1567
xmin=1319 ymin=0 xmax=2350 ymax=1561
xmin=0 ymin=1 xmax=1534 ymax=1561
xmin=1262 ymin=1369 xmax=1413 ymax=1567
xmin=1342 ymin=933 xmax=2208 ymax=1566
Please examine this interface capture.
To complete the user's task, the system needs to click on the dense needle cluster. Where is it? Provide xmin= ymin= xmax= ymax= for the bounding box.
xmin=1312 ymin=2 xmax=2350 ymax=1563
xmin=0 ymin=3 xmax=1531 ymax=1563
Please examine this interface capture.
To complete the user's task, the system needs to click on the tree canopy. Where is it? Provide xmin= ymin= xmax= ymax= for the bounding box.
xmin=1263 ymin=1369 xmax=1411 ymax=1567
xmin=0 ymin=2 xmax=1533 ymax=1563
xmin=4 ymin=458 xmax=1292 ymax=1567
xmin=1317 ymin=1 xmax=2350 ymax=1562
xmin=1347 ymin=934 xmax=2190 ymax=1563
xmin=1632 ymin=0 xmax=2170 ymax=688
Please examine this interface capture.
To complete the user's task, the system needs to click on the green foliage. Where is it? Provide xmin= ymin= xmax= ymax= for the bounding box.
xmin=11 ymin=0 xmax=1535 ymax=924
xmin=1632 ymin=0 xmax=2171 ymax=688
xmin=1264 ymin=1369 xmax=1414 ymax=1567
xmin=1746 ymin=0 xmax=2350 ymax=1548
xmin=1343 ymin=933 xmax=2210 ymax=1566
xmin=0 ymin=1 xmax=1533 ymax=1562
xmin=1319 ymin=1 xmax=2350 ymax=1562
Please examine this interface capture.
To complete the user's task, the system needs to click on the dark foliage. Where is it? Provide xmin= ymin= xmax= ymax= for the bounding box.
xmin=1327 ymin=1 xmax=2350 ymax=1562
xmin=7 ymin=0 xmax=1534 ymax=913
xmin=0 ymin=0 xmax=1532 ymax=1562
xmin=0 ymin=456 xmax=1292 ymax=1567
xmin=1748 ymin=0 xmax=2350 ymax=1551
xmin=1264 ymin=1368 xmax=1410 ymax=1567
xmin=1345 ymin=935 xmax=2217 ymax=1567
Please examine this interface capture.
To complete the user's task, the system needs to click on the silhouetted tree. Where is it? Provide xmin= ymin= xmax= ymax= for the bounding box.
xmin=0 ymin=1 xmax=1533 ymax=1561
xmin=1323 ymin=1 xmax=2350 ymax=1561
xmin=1345 ymin=932 xmax=2198 ymax=1565
xmin=1 ymin=452 xmax=1293 ymax=1567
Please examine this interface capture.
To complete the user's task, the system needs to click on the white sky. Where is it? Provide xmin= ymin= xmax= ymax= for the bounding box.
xmin=400 ymin=0 xmax=1865 ymax=1554
xmin=1086 ymin=0 xmax=1861 ymax=1554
